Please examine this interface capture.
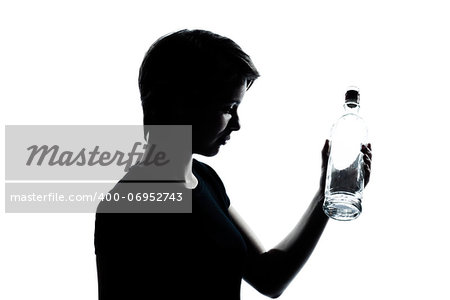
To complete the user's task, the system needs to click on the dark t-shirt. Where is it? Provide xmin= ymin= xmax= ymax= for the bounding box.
xmin=94 ymin=159 xmax=248 ymax=300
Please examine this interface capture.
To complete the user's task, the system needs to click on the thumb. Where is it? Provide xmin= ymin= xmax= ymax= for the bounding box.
xmin=322 ymin=139 xmax=330 ymax=167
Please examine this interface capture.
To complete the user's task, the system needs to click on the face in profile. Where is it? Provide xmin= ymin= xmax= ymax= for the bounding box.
xmin=191 ymin=81 xmax=247 ymax=157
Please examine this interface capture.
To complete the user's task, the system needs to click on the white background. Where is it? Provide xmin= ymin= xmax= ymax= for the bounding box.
xmin=1 ymin=1 xmax=450 ymax=299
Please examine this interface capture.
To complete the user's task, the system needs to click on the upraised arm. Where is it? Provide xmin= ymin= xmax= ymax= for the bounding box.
xmin=229 ymin=140 xmax=372 ymax=298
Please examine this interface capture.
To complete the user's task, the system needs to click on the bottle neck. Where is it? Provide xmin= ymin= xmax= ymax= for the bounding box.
xmin=344 ymin=102 xmax=360 ymax=113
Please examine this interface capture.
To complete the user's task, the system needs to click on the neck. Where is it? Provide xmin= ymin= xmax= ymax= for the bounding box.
xmin=344 ymin=102 xmax=360 ymax=113
xmin=138 ymin=145 xmax=198 ymax=189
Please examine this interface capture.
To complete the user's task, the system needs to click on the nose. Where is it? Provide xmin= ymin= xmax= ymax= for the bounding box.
xmin=228 ymin=113 xmax=240 ymax=132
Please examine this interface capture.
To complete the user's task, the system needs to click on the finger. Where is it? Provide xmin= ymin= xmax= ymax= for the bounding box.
xmin=364 ymin=164 xmax=371 ymax=185
xmin=363 ymin=154 xmax=371 ymax=170
xmin=322 ymin=139 xmax=330 ymax=160
xmin=367 ymin=147 xmax=372 ymax=160
xmin=322 ymin=139 xmax=330 ymax=153
xmin=361 ymin=144 xmax=372 ymax=159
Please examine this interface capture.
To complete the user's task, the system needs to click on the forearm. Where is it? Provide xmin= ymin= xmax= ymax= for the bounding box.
xmin=276 ymin=189 xmax=328 ymax=256
xmin=244 ymin=190 xmax=329 ymax=297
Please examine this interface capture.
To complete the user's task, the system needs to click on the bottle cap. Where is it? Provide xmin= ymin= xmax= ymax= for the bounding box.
xmin=345 ymin=88 xmax=360 ymax=104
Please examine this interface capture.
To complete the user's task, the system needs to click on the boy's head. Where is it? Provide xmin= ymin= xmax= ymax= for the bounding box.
xmin=138 ymin=29 xmax=259 ymax=125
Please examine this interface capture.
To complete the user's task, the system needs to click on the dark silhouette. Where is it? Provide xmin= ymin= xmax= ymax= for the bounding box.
xmin=94 ymin=29 xmax=372 ymax=300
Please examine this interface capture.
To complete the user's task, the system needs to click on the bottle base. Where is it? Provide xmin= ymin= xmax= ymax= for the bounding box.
xmin=323 ymin=193 xmax=362 ymax=221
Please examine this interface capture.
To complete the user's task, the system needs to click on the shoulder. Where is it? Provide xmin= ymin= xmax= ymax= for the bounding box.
xmin=193 ymin=159 xmax=230 ymax=208
xmin=193 ymin=159 xmax=226 ymax=190
xmin=193 ymin=159 xmax=222 ymax=180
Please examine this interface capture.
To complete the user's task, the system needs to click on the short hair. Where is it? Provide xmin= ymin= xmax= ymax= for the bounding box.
xmin=138 ymin=29 xmax=260 ymax=124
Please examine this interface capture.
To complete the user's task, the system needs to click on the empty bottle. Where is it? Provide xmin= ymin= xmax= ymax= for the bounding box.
xmin=323 ymin=87 xmax=368 ymax=221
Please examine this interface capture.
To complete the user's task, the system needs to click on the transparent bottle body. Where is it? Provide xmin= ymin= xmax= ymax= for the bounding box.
xmin=323 ymin=108 xmax=368 ymax=221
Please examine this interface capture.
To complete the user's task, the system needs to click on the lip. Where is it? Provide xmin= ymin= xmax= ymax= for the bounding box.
xmin=219 ymin=135 xmax=231 ymax=145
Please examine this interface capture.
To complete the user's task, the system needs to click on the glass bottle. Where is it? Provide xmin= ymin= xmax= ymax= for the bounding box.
xmin=323 ymin=87 xmax=368 ymax=221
